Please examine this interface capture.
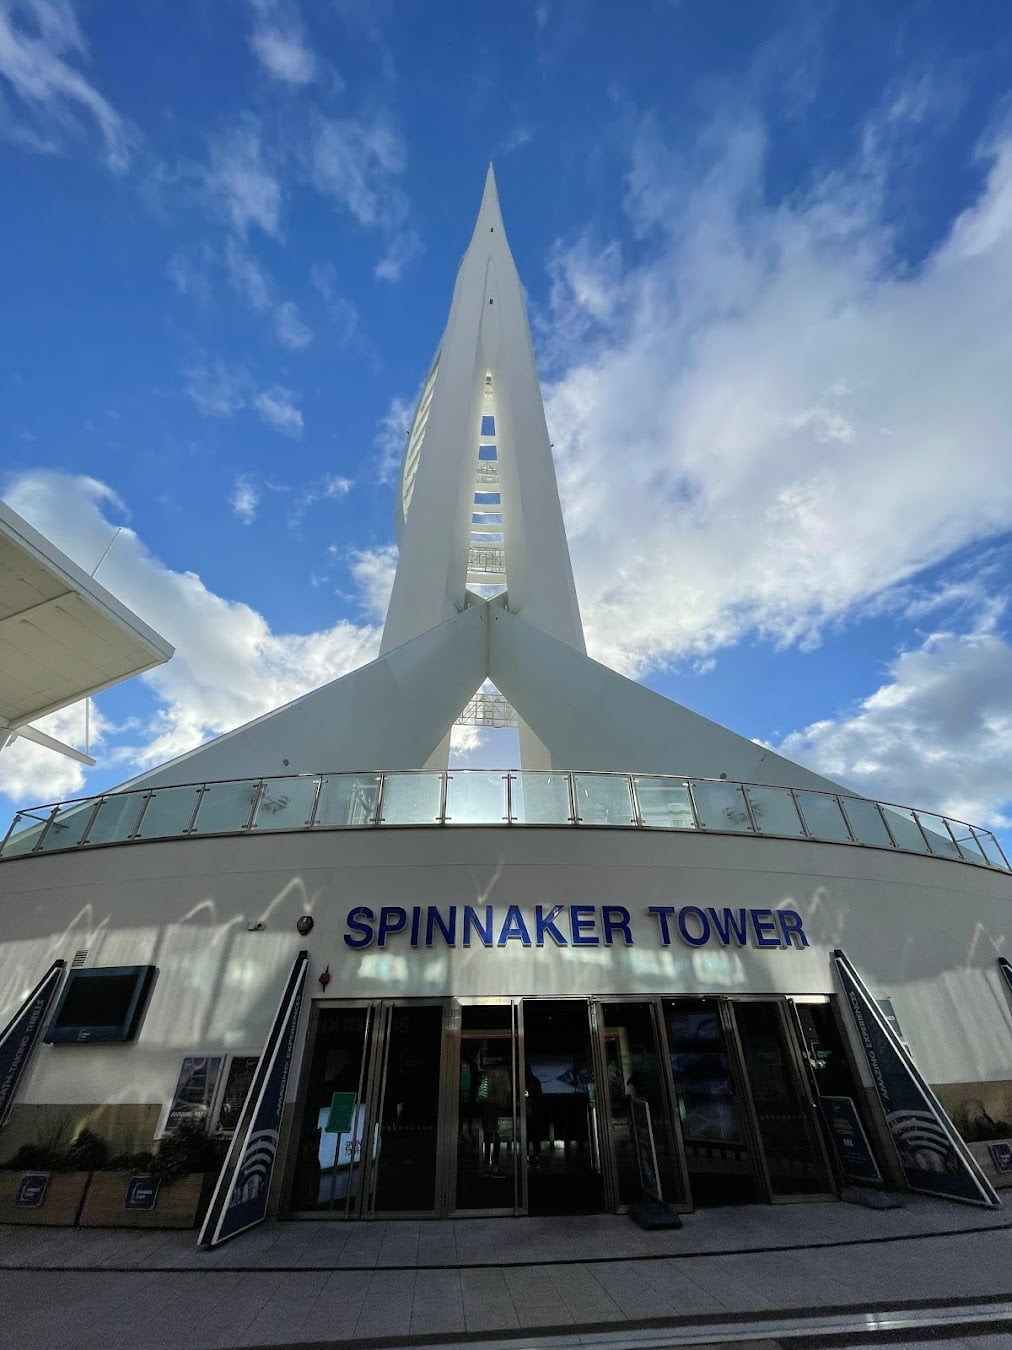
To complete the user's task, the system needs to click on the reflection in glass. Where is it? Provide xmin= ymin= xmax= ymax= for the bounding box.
xmin=315 ymin=774 xmax=381 ymax=827
xmin=879 ymin=805 xmax=929 ymax=853
xmin=379 ymin=773 xmax=443 ymax=824
xmin=945 ymin=820 xmax=987 ymax=864
xmin=665 ymin=997 xmax=756 ymax=1204
xmin=795 ymin=792 xmax=851 ymax=842
xmin=690 ymin=781 xmax=753 ymax=832
xmin=455 ymin=1005 xmax=517 ymax=1210
xmin=839 ymin=797 xmax=893 ymax=848
xmin=0 ymin=812 xmax=54 ymax=856
xmin=35 ymin=801 xmax=98 ymax=852
xmin=573 ymin=775 xmax=634 ymax=826
xmin=511 ymin=773 xmax=572 ymax=824
xmin=602 ymin=1002 xmax=685 ymax=1207
xmin=633 ymin=777 xmax=696 ymax=829
xmin=291 ymin=1007 xmax=372 ymax=1213
xmin=191 ymin=780 xmax=259 ymax=835
xmin=914 ymin=813 xmax=960 ymax=858
xmin=374 ymin=1005 xmax=443 ymax=1212
xmin=136 ymin=787 xmax=202 ymax=839
xmin=745 ymin=786 xmax=804 ymax=837
xmin=732 ymin=1001 xmax=830 ymax=1197
xmin=445 ymin=773 xmax=507 ymax=824
xmin=85 ymin=793 xmax=147 ymax=845
xmin=251 ymin=776 xmax=319 ymax=830
xmin=973 ymin=828 xmax=1009 ymax=869
xmin=523 ymin=999 xmax=603 ymax=1215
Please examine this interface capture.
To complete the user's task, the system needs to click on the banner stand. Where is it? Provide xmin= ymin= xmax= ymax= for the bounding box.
xmin=833 ymin=949 xmax=1000 ymax=1209
xmin=198 ymin=950 xmax=309 ymax=1247
xmin=628 ymin=1097 xmax=682 ymax=1229
xmin=998 ymin=957 xmax=1012 ymax=1004
xmin=0 ymin=959 xmax=65 ymax=1131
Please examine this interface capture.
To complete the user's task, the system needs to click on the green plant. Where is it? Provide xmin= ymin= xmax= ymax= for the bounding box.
xmin=152 ymin=1117 xmax=224 ymax=1186
xmin=4 ymin=1141 xmax=68 ymax=1172
xmin=66 ymin=1127 xmax=110 ymax=1171
xmin=106 ymin=1150 xmax=156 ymax=1172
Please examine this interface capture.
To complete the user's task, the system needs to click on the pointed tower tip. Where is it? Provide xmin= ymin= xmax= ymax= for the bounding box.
xmin=471 ymin=161 xmax=505 ymax=238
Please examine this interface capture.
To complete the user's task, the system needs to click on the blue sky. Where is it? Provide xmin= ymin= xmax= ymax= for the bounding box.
xmin=2 ymin=0 xmax=1012 ymax=851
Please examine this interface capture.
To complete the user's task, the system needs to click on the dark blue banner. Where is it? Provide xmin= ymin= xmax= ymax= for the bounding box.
xmin=0 ymin=959 xmax=65 ymax=1127
xmin=819 ymin=1094 xmax=881 ymax=1185
xmin=198 ymin=950 xmax=309 ymax=1247
xmin=833 ymin=949 xmax=999 ymax=1207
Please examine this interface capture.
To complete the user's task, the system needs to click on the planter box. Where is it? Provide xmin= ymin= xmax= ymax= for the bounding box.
xmin=0 ymin=1171 xmax=91 ymax=1225
xmin=79 ymin=1171 xmax=214 ymax=1229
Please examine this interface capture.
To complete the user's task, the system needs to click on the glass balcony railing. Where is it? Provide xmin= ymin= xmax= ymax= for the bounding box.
xmin=0 ymin=770 xmax=1008 ymax=873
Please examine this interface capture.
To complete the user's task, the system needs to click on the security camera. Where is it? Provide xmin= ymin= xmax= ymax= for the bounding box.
xmin=247 ymin=921 xmax=265 ymax=932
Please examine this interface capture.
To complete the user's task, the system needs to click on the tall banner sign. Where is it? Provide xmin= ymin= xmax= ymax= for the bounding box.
xmin=999 ymin=957 xmax=1012 ymax=1003
xmin=0 ymin=959 xmax=65 ymax=1129
xmin=833 ymin=949 xmax=1000 ymax=1208
xmin=198 ymin=950 xmax=309 ymax=1247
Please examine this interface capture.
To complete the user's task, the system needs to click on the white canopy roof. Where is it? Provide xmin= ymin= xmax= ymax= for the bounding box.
xmin=0 ymin=500 xmax=173 ymax=734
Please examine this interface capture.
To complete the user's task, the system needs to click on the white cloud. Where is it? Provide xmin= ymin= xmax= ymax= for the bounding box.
xmin=542 ymin=116 xmax=1012 ymax=678
xmin=230 ymin=472 xmax=260 ymax=524
xmin=224 ymin=238 xmax=314 ymax=349
xmin=203 ymin=118 xmax=283 ymax=238
xmin=250 ymin=26 xmax=315 ymax=85
xmin=0 ymin=0 xmax=131 ymax=170
xmin=348 ymin=544 xmax=397 ymax=620
xmin=311 ymin=112 xmax=418 ymax=281
xmin=252 ymin=385 xmax=303 ymax=437
xmin=274 ymin=298 xmax=313 ymax=349
xmin=773 ymin=618 xmax=1012 ymax=830
xmin=310 ymin=261 xmax=359 ymax=342
xmin=0 ymin=701 xmax=108 ymax=804
xmin=1 ymin=471 xmax=381 ymax=788
xmin=374 ymin=392 xmax=412 ymax=483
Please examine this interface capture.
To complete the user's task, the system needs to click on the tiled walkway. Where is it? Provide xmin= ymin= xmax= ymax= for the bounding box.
xmin=1 ymin=1196 xmax=1011 ymax=1349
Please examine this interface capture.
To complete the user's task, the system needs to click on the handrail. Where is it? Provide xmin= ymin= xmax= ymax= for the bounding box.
xmin=1 ymin=769 xmax=1008 ymax=873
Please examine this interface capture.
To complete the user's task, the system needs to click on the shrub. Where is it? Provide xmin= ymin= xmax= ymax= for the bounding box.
xmin=152 ymin=1118 xmax=224 ymax=1186
xmin=66 ymin=1127 xmax=110 ymax=1172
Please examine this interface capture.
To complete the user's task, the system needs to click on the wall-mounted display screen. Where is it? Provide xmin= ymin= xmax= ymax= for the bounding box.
xmin=44 ymin=965 xmax=157 ymax=1044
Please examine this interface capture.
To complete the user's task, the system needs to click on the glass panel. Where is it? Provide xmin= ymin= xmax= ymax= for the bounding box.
xmin=944 ymin=820 xmax=987 ymax=864
xmin=35 ymin=800 xmax=100 ymax=852
xmin=632 ymin=777 xmax=696 ymax=829
xmin=839 ymin=798 xmax=893 ymax=848
xmin=879 ymin=805 xmax=929 ymax=853
xmin=456 ymin=1005 xmax=518 ymax=1210
xmin=914 ymin=812 xmax=960 ymax=859
xmin=690 ymin=780 xmax=753 ymax=832
xmin=973 ymin=828 xmax=1009 ymax=869
xmin=602 ymin=1001 xmax=686 ymax=1207
xmin=85 ymin=793 xmax=147 ymax=846
xmin=573 ymin=775 xmax=634 ymax=826
xmin=191 ymin=780 xmax=259 ymax=835
xmin=511 ymin=772 xmax=572 ymax=824
xmin=379 ymin=773 xmax=442 ymax=824
xmin=445 ymin=772 xmax=507 ymax=824
xmin=135 ymin=786 xmax=202 ymax=839
xmin=0 ymin=811 xmax=53 ymax=856
xmin=251 ymin=776 xmax=319 ymax=831
xmin=315 ymin=774 xmax=381 ymax=827
xmin=523 ymin=999 xmax=604 ymax=1215
xmin=665 ymin=997 xmax=757 ymax=1204
xmin=291 ymin=1007 xmax=373 ymax=1214
xmin=744 ymin=786 xmax=804 ymax=837
xmin=732 ymin=1001 xmax=831 ymax=1197
xmin=795 ymin=792 xmax=851 ymax=842
xmin=374 ymin=1005 xmax=444 ymax=1212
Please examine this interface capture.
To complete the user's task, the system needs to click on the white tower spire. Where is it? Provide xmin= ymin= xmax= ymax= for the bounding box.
xmin=381 ymin=165 xmax=585 ymax=660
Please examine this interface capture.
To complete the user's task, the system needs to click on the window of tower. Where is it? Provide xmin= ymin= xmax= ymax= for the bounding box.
xmin=481 ymin=414 xmax=495 ymax=437
xmin=471 ymin=512 xmax=503 ymax=525
xmin=478 ymin=444 xmax=497 ymax=461
xmin=474 ymin=492 xmax=501 ymax=505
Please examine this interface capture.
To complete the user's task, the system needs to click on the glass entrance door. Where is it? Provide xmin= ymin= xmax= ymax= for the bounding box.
xmin=522 ymin=999 xmax=604 ymax=1215
xmin=290 ymin=999 xmax=447 ymax=1217
xmin=452 ymin=1002 xmax=521 ymax=1213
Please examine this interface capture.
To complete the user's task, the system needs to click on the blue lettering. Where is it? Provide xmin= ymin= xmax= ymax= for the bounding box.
xmin=410 ymin=907 xmax=422 ymax=945
xmin=344 ymin=906 xmax=374 ymax=949
xmin=377 ymin=906 xmax=407 ymax=946
xmin=750 ymin=909 xmax=782 ymax=948
xmin=677 ymin=906 xmax=710 ymax=946
xmin=497 ymin=905 xmax=531 ymax=946
xmin=707 ymin=908 xmax=749 ymax=946
xmin=535 ymin=906 xmax=567 ymax=946
xmin=425 ymin=907 xmax=456 ymax=947
xmin=570 ymin=905 xmax=598 ymax=946
xmin=777 ymin=909 xmax=809 ymax=949
xmin=648 ymin=906 xmax=675 ymax=944
xmin=602 ymin=906 xmax=633 ymax=945
xmin=462 ymin=906 xmax=494 ymax=948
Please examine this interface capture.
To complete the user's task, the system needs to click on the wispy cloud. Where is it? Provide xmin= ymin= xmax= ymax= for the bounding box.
xmin=251 ymin=385 xmax=303 ymax=437
xmin=374 ymin=392 xmax=412 ymax=483
xmin=230 ymin=472 xmax=260 ymax=524
xmin=203 ymin=117 xmax=283 ymax=237
xmin=223 ymin=237 xmax=313 ymax=347
xmin=0 ymin=0 xmax=132 ymax=170
xmin=247 ymin=0 xmax=316 ymax=85
xmin=274 ymin=298 xmax=312 ymax=349
xmin=310 ymin=261 xmax=358 ymax=343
